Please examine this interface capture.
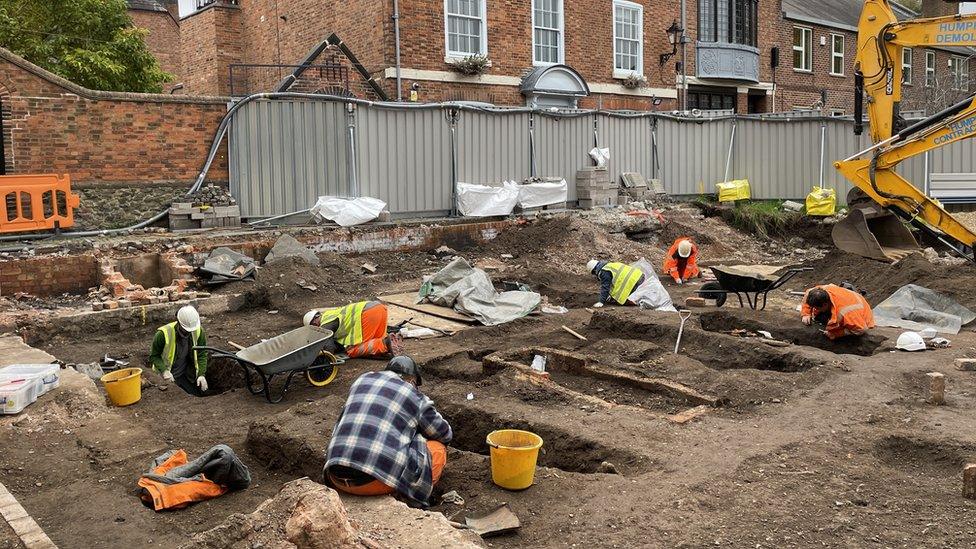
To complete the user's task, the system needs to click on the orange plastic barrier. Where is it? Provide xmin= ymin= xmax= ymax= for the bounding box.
xmin=0 ymin=174 xmax=81 ymax=233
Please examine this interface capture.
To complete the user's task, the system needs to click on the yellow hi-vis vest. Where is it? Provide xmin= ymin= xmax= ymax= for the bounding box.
xmin=158 ymin=322 xmax=203 ymax=376
xmin=602 ymin=262 xmax=642 ymax=305
xmin=313 ymin=301 xmax=369 ymax=347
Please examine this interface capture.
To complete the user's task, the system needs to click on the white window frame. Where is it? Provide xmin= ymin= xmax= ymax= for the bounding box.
xmin=443 ymin=0 xmax=489 ymax=62
xmin=793 ymin=26 xmax=812 ymax=72
xmin=901 ymin=47 xmax=913 ymax=85
xmin=532 ymin=0 xmax=564 ymax=66
xmin=950 ymin=55 xmax=968 ymax=90
xmin=829 ymin=33 xmax=844 ymax=76
xmin=612 ymin=0 xmax=644 ymax=79
xmin=926 ymin=50 xmax=936 ymax=87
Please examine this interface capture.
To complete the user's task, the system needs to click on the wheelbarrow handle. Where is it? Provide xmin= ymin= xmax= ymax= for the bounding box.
xmin=192 ymin=346 xmax=238 ymax=359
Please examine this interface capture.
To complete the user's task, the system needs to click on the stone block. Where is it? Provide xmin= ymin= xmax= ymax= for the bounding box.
xmin=105 ymin=301 xmax=120 ymax=310
xmin=927 ymin=372 xmax=946 ymax=405
xmin=955 ymin=358 xmax=976 ymax=371
xmin=91 ymin=302 xmax=104 ymax=311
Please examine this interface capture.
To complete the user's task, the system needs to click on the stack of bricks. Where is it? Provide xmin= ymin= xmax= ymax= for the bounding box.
xmin=575 ymin=167 xmax=617 ymax=209
xmin=619 ymin=173 xmax=668 ymax=202
xmin=169 ymin=203 xmax=242 ymax=231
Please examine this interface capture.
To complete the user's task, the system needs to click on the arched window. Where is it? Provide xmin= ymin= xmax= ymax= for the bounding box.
xmin=698 ymin=0 xmax=758 ymax=47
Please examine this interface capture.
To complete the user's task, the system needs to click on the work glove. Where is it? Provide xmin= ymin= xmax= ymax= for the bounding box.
xmin=592 ymin=302 xmax=604 ymax=308
xmin=801 ymin=315 xmax=812 ymax=326
xmin=197 ymin=376 xmax=208 ymax=392
xmin=162 ymin=371 xmax=174 ymax=382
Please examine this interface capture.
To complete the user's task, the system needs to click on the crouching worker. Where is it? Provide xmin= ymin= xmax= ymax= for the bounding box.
xmin=150 ymin=305 xmax=209 ymax=396
xmin=303 ymin=301 xmax=403 ymax=358
xmin=663 ymin=237 xmax=701 ymax=284
xmin=586 ymin=259 xmax=644 ymax=308
xmin=801 ymin=284 xmax=875 ymax=340
xmin=324 ymin=356 xmax=452 ymax=507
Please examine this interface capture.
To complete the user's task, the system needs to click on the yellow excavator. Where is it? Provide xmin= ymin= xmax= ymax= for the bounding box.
xmin=834 ymin=0 xmax=976 ymax=262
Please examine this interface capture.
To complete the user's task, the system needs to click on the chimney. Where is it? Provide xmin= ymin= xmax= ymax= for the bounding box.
xmin=921 ymin=0 xmax=957 ymax=18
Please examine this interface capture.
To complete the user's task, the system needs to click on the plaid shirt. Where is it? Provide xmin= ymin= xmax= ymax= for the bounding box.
xmin=325 ymin=371 xmax=453 ymax=505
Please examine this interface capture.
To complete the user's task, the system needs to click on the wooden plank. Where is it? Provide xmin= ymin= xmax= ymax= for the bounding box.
xmin=667 ymin=405 xmax=711 ymax=424
xmin=385 ymin=304 xmax=470 ymax=338
xmin=0 ymin=335 xmax=56 ymax=367
xmin=586 ymin=363 xmax=721 ymax=407
xmin=379 ymin=292 xmax=477 ymax=324
xmin=561 ymin=325 xmax=588 ymax=341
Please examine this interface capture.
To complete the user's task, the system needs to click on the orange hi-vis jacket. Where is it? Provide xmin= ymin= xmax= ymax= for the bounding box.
xmin=662 ymin=238 xmax=700 ymax=282
xmin=802 ymin=284 xmax=875 ymax=340
xmin=138 ymin=450 xmax=227 ymax=511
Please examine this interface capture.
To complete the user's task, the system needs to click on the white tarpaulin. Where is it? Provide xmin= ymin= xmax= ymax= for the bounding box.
xmin=418 ymin=257 xmax=541 ymax=326
xmin=628 ymin=258 xmax=676 ymax=312
xmin=873 ymin=284 xmax=976 ymax=335
xmin=457 ymin=182 xmax=520 ymax=217
xmin=517 ymin=180 xmax=568 ymax=208
xmin=311 ymin=196 xmax=387 ymax=227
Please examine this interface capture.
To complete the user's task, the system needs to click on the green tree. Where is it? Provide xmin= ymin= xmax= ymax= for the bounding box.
xmin=0 ymin=0 xmax=172 ymax=93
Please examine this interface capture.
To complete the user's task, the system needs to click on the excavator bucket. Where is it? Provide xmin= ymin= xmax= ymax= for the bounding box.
xmin=831 ymin=189 xmax=918 ymax=262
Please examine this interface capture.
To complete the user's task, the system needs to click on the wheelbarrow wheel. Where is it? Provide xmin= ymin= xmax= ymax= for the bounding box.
xmin=307 ymin=351 xmax=339 ymax=387
xmin=698 ymin=282 xmax=727 ymax=307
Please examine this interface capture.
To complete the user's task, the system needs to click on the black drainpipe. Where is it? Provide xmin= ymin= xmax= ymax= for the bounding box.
xmin=0 ymin=96 xmax=6 ymax=176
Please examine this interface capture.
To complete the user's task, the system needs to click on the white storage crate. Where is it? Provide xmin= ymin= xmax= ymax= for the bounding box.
xmin=0 ymin=364 xmax=61 ymax=395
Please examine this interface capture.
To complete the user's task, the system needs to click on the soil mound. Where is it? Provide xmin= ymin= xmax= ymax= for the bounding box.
xmin=230 ymin=254 xmax=369 ymax=314
xmin=797 ymin=251 xmax=976 ymax=309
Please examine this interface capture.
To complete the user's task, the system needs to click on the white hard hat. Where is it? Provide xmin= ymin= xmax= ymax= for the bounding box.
xmin=896 ymin=331 xmax=926 ymax=352
xmin=586 ymin=260 xmax=599 ymax=273
xmin=303 ymin=310 xmax=320 ymax=327
xmin=677 ymin=239 xmax=693 ymax=258
xmin=177 ymin=306 xmax=200 ymax=332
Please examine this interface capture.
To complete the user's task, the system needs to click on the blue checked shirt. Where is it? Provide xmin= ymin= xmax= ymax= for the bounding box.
xmin=325 ymin=371 xmax=453 ymax=505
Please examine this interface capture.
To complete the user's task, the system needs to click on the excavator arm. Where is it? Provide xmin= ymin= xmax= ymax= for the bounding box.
xmin=835 ymin=0 xmax=976 ymax=262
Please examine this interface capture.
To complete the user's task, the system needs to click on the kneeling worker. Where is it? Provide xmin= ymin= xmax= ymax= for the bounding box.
xmin=324 ymin=356 xmax=452 ymax=507
xmin=586 ymin=259 xmax=644 ymax=308
xmin=663 ymin=237 xmax=700 ymax=284
xmin=303 ymin=300 xmax=402 ymax=358
xmin=150 ymin=305 xmax=209 ymax=396
xmin=801 ymin=284 xmax=875 ymax=340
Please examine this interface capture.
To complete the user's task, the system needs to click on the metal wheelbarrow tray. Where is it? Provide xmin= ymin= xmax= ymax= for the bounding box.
xmin=196 ymin=325 xmax=339 ymax=403
xmin=697 ymin=265 xmax=812 ymax=310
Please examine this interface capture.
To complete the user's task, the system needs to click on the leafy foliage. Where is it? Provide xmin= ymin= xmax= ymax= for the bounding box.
xmin=0 ymin=0 xmax=172 ymax=93
xmin=695 ymin=196 xmax=806 ymax=240
xmin=448 ymin=55 xmax=491 ymax=76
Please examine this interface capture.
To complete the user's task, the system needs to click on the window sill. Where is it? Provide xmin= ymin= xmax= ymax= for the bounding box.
xmin=613 ymin=70 xmax=644 ymax=80
xmin=828 ymin=72 xmax=845 ymax=78
xmin=533 ymin=61 xmax=563 ymax=68
xmin=793 ymin=68 xmax=813 ymax=74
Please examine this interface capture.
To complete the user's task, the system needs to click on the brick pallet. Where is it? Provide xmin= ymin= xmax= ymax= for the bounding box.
xmin=169 ymin=203 xmax=242 ymax=231
xmin=576 ymin=167 xmax=617 ymax=209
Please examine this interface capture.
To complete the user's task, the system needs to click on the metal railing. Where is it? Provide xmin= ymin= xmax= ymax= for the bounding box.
xmin=228 ymin=63 xmax=350 ymax=97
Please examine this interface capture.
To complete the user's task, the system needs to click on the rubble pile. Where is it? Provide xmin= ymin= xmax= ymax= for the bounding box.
xmin=186 ymin=183 xmax=237 ymax=208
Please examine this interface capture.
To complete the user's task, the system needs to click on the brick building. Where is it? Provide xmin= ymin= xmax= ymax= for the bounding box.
xmin=140 ymin=0 xmax=973 ymax=112
xmin=126 ymin=0 xmax=183 ymax=86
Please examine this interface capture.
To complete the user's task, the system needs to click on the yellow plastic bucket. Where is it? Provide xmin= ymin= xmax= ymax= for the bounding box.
xmin=100 ymin=368 xmax=143 ymax=406
xmin=486 ymin=429 xmax=544 ymax=490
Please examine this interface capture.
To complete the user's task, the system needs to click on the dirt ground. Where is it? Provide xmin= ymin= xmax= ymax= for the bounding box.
xmin=3 ymin=210 xmax=976 ymax=548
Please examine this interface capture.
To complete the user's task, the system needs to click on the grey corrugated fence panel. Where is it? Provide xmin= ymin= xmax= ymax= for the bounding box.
xmin=456 ymin=111 xmax=532 ymax=185
xmin=228 ymin=99 xmax=348 ymax=217
xmin=598 ymin=115 xmax=654 ymax=188
xmin=534 ymin=115 xmax=593 ymax=201
xmin=656 ymin=117 xmax=732 ymax=195
xmin=356 ymin=107 xmax=452 ymax=214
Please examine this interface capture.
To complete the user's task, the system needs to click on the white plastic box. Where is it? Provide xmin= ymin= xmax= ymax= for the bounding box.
xmin=0 ymin=364 xmax=61 ymax=395
xmin=0 ymin=377 xmax=41 ymax=415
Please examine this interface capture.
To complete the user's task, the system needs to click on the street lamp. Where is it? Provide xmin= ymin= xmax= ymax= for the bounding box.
xmin=660 ymin=20 xmax=684 ymax=66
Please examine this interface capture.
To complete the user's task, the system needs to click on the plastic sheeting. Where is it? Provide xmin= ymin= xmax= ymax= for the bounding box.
xmin=873 ymin=284 xmax=976 ymax=335
xmin=264 ymin=234 xmax=320 ymax=266
xmin=418 ymin=257 xmax=541 ymax=326
xmin=200 ymin=247 xmax=256 ymax=284
xmin=518 ymin=180 xmax=568 ymax=208
xmin=456 ymin=182 xmax=520 ymax=217
xmin=627 ymin=258 xmax=676 ymax=312
xmin=311 ymin=196 xmax=387 ymax=226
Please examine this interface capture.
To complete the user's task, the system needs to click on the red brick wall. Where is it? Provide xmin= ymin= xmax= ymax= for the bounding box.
xmin=0 ymin=50 xmax=229 ymax=186
xmin=180 ymin=4 xmax=244 ymax=96
xmin=0 ymin=254 xmax=98 ymax=297
xmin=128 ymin=9 xmax=182 ymax=85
